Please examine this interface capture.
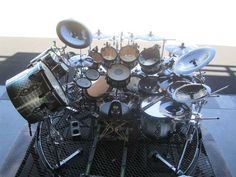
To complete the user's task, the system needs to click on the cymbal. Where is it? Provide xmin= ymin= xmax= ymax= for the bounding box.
xmin=68 ymin=55 xmax=93 ymax=67
xmin=165 ymin=43 xmax=196 ymax=56
xmin=172 ymin=83 xmax=211 ymax=103
xmin=92 ymin=30 xmax=112 ymax=40
xmin=173 ymin=47 xmax=216 ymax=75
xmin=136 ymin=31 xmax=164 ymax=41
xmin=56 ymin=19 xmax=92 ymax=49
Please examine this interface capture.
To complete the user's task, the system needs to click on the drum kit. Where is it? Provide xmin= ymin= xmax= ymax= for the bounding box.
xmin=5 ymin=19 xmax=226 ymax=176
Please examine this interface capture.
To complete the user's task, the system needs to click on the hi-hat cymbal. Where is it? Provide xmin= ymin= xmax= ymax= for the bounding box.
xmin=165 ymin=43 xmax=196 ymax=56
xmin=92 ymin=30 xmax=112 ymax=40
xmin=173 ymin=47 xmax=216 ymax=75
xmin=68 ymin=55 xmax=93 ymax=67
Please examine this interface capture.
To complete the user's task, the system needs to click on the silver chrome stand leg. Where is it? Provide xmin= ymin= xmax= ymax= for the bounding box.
xmin=152 ymin=125 xmax=198 ymax=176
xmin=120 ymin=129 xmax=129 ymax=177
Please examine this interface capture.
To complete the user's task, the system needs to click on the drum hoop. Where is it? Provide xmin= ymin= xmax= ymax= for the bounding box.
xmin=39 ymin=62 xmax=68 ymax=105
xmin=107 ymin=65 xmax=131 ymax=81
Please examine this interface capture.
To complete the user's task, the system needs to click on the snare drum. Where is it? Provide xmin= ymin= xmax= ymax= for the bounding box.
xmin=30 ymin=49 xmax=69 ymax=79
xmin=140 ymin=96 xmax=190 ymax=139
xmin=119 ymin=45 xmax=139 ymax=69
xmin=101 ymin=46 xmax=118 ymax=68
xmin=84 ymin=75 xmax=110 ymax=100
xmin=107 ymin=64 xmax=131 ymax=88
xmin=6 ymin=62 xmax=68 ymax=124
xmin=138 ymin=45 xmax=161 ymax=74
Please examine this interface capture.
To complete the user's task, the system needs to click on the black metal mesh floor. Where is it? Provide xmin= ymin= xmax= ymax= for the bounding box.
xmin=15 ymin=110 xmax=216 ymax=177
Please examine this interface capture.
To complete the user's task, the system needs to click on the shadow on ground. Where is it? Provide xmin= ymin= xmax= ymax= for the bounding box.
xmin=0 ymin=53 xmax=235 ymax=94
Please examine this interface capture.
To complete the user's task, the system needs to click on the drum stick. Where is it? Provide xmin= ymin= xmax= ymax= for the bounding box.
xmin=142 ymin=95 xmax=165 ymax=111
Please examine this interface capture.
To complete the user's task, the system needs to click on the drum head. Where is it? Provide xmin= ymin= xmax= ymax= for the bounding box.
xmin=101 ymin=46 xmax=117 ymax=61
xmin=159 ymin=98 xmax=190 ymax=119
xmin=107 ymin=64 xmax=130 ymax=81
xmin=85 ymin=69 xmax=100 ymax=81
xmin=89 ymin=51 xmax=103 ymax=63
xmin=41 ymin=62 xmax=68 ymax=104
xmin=119 ymin=45 xmax=139 ymax=63
xmin=76 ymin=77 xmax=92 ymax=89
xmin=138 ymin=76 xmax=160 ymax=95
xmin=141 ymin=97 xmax=166 ymax=119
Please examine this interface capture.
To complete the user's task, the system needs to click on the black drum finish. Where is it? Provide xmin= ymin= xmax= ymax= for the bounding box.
xmin=107 ymin=64 xmax=131 ymax=88
xmin=138 ymin=45 xmax=161 ymax=74
xmin=5 ymin=62 xmax=68 ymax=124
xmin=31 ymin=49 xmax=69 ymax=79
xmin=138 ymin=76 xmax=161 ymax=95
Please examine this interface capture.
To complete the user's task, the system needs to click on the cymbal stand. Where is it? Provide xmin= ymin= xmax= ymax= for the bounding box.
xmin=150 ymin=123 xmax=199 ymax=176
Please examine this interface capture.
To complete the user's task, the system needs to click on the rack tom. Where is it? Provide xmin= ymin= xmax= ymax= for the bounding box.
xmin=119 ymin=45 xmax=139 ymax=69
xmin=101 ymin=46 xmax=118 ymax=68
xmin=138 ymin=45 xmax=161 ymax=74
xmin=107 ymin=64 xmax=131 ymax=88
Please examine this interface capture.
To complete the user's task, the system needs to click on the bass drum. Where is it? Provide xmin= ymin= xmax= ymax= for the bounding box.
xmin=30 ymin=49 xmax=69 ymax=79
xmin=140 ymin=96 xmax=190 ymax=139
xmin=84 ymin=75 xmax=111 ymax=100
xmin=6 ymin=62 xmax=68 ymax=124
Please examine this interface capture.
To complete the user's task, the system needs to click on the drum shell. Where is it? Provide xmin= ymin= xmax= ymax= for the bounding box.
xmin=89 ymin=50 xmax=103 ymax=69
xmin=140 ymin=112 xmax=174 ymax=139
xmin=83 ymin=75 xmax=111 ymax=100
xmin=106 ymin=64 xmax=131 ymax=88
xmin=106 ymin=75 xmax=130 ymax=88
xmin=138 ymin=46 xmax=161 ymax=74
xmin=5 ymin=62 xmax=68 ymax=124
xmin=31 ymin=50 xmax=69 ymax=79
xmin=139 ymin=61 xmax=161 ymax=74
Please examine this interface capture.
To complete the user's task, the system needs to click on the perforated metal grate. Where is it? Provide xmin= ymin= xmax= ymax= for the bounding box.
xmin=16 ymin=111 xmax=215 ymax=177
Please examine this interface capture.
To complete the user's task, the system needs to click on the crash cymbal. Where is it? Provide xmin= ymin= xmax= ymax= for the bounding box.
xmin=173 ymin=47 xmax=216 ymax=75
xmin=68 ymin=55 xmax=93 ymax=67
xmin=165 ymin=43 xmax=196 ymax=56
xmin=172 ymin=83 xmax=211 ymax=103
xmin=136 ymin=31 xmax=164 ymax=41
xmin=92 ymin=29 xmax=112 ymax=40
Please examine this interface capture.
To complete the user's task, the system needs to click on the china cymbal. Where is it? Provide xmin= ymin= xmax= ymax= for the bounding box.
xmin=165 ymin=43 xmax=196 ymax=56
xmin=172 ymin=83 xmax=211 ymax=103
xmin=173 ymin=47 xmax=216 ymax=75
xmin=69 ymin=55 xmax=93 ymax=67
xmin=93 ymin=29 xmax=112 ymax=40
xmin=56 ymin=19 xmax=92 ymax=49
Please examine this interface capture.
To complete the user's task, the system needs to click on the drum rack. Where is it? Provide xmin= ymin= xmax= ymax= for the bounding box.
xmin=14 ymin=109 xmax=216 ymax=177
